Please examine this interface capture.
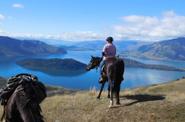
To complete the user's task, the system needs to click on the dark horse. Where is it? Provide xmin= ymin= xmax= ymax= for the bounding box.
xmin=86 ymin=56 xmax=124 ymax=107
xmin=0 ymin=74 xmax=46 ymax=122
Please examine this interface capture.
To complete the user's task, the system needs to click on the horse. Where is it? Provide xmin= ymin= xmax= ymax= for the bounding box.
xmin=86 ymin=56 xmax=125 ymax=107
xmin=0 ymin=74 xmax=46 ymax=122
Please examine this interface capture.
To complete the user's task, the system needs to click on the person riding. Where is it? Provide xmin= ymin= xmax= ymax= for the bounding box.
xmin=99 ymin=36 xmax=116 ymax=83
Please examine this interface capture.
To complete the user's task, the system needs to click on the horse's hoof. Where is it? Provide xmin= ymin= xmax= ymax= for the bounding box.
xmin=107 ymin=95 xmax=110 ymax=98
xmin=109 ymin=105 xmax=113 ymax=108
xmin=109 ymin=100 xmax=113 ymax=108
xmin=109 ymin=104 xmax=114 ymax=108
xmin=97 ymin=96 xmax=100 ymax=99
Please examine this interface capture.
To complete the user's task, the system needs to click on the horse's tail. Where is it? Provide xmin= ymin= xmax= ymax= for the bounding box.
xmin=113 ymin=58 xmax=125 ymax=82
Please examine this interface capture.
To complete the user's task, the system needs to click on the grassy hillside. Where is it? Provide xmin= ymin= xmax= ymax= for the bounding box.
xmin=0 ymin=78 xmax=185 ymax=122
xmin=39 ymin=78 xmax=185 ymax=122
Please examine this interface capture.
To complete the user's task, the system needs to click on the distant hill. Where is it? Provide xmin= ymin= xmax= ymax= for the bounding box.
xmin=123 ymin=37 xmax=185 ymax=61
xmin=16 ymin=58 xmax=87 ymax=76
xmin=63 ymin=40 xmax=148 ymax=52
xmin=0 ymin=36 xmax=67 ymax=59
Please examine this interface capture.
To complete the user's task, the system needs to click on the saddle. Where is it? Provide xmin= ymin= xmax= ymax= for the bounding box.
xmin=99 ymin=57 xmax=117 ymax=84
xmin=99 ymin=56 xmax=124 ymax=84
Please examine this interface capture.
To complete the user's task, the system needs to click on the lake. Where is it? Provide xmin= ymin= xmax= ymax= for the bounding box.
xmin=0 ymin=50 xmax=185 ymax=90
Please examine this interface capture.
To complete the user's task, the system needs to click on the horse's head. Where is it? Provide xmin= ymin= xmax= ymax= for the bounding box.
xmin=86 ymin=56 xmax=102 ymax=71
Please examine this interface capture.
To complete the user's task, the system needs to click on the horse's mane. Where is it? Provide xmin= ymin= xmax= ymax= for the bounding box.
xmin=0 ymin=73 xmax=46 ymax=105
xmin=0 ymin=73 xmax=46 ymax=122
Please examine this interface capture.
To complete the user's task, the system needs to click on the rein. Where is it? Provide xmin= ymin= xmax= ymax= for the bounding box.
xmin=95 ymin=65 xmax=100 ymax=72
xmin=95 ymin=58 xmax=102 ymax=71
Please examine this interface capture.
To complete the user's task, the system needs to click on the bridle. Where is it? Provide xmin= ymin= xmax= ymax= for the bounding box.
xmin=87 ymin=56 xmax=102 ymax=71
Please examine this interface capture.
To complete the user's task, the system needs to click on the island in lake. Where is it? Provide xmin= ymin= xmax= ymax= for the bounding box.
xmin=16 ymin=58 xmax=87 ymax=76
xmin=17 ymin=57 xmax=185 ymax=77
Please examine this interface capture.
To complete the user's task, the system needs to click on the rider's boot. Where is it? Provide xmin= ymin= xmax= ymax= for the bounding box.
xmin=98 ymin=73 xmax=107 ymax=83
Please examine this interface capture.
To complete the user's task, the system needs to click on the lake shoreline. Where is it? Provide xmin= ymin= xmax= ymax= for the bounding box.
xmin=0 ymin=50 xmax=185 ymax=90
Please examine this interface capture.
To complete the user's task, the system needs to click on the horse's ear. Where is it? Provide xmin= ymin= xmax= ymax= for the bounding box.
xmin=91 ymin=55 xmax=94 ymax=58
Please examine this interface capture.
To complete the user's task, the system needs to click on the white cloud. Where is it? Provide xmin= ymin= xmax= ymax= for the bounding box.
xmin=0 ymin=14 xmax=5 ymax=34
xmin=12 ymin=3 xmax=24 ymax=8
xmin=0 ymin=29 xmax=7 ymax=36
xmin=2 ymin=10 xmax=185 ymax=42
xmin=5 ymin=31 xmax=105 ymax=41
xmin=113 ymin=11 xmax=185 ymax=41
xmin=0 ymin=14 xmax=5 ymax=20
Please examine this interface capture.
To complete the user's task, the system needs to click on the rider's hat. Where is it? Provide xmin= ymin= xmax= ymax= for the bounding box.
xmin=106 ymin=37 xmax=113 ymax=43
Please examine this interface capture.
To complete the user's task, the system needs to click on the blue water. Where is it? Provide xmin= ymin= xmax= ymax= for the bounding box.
xmin=0 ymin=50 xmax=184 ymax=90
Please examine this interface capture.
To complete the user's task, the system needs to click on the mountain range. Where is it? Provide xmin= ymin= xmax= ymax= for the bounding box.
xmin=1 ymin=36 xmax=185 ymax=61
xmin=122 ymin=37 xmax=185 ymax=61
xmin=0 ymin=36 xmax=66 ymax=59
xmin=61 ymin=40 xmax=148 ymax=52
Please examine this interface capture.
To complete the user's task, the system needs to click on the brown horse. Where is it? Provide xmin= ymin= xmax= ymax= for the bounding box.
xmin=86 ymin=56 xmax=125 ymax=107
xmin=0 ymin=74 xmax=46 ymax=122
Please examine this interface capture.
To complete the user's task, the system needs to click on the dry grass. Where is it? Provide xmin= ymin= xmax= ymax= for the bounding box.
xmin=1 ymin=78 xmax=185 ymax=122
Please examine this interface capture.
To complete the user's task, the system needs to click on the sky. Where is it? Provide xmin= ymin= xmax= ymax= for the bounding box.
xmin=0 ymin=0 xmax=185 ymax=41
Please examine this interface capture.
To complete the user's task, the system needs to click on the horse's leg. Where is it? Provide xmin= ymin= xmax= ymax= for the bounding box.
xmin=107 ymin=64 xmax=114 ymax=108
xmin=115 ymin=82 xmax=121 ymax=105
xmin=109 ymin=83 xmax=114 ymax=108
xmin=97 ymin=82 xmax=105 ymax=99
xmin=107 ymin=83 xmax=110 ymax=98
xmin=108 ymin=78 xmax=114 ymax=108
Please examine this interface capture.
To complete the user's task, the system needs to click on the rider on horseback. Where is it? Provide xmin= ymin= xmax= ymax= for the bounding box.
xmin=86 ymin=37 xmax=124 ymax=106
xmin=99 ymin=36 xmax=117 ymax=83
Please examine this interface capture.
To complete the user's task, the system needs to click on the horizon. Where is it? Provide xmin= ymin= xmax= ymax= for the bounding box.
xmin=2 ymin=35 xmax=185 ymax=45
xmin=0 ymin=0 xmax=185 ymax=42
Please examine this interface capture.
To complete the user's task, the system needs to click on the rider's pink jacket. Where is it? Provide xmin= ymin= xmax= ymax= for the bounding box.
xmin=102 ymin=43 xmax=116 ymax=61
